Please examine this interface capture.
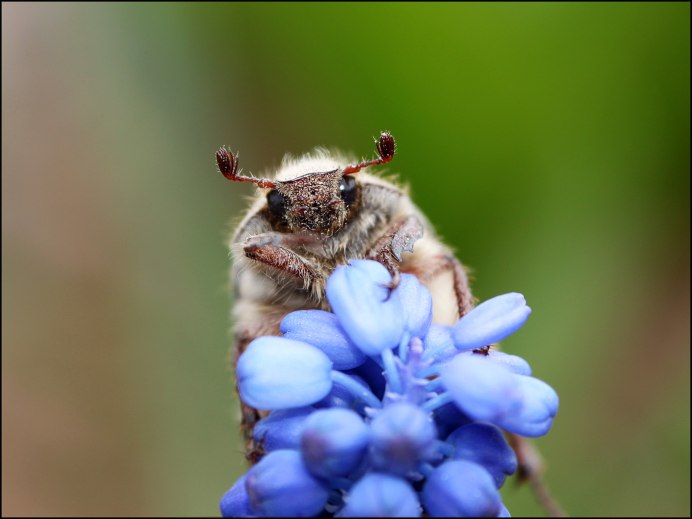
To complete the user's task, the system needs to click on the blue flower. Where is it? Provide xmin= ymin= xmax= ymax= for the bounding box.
xmin=253 ymin=406 xmax=315 ymax=452
xmin=245 ymin=450 xmax=329 ymax=517
xmin=453 ymin=292 xmax=532 ymax=351
xmin=219 ymin=474 xmax=253 ymax=518
xmin=280 ymin=310 xmax=367 ymax=370
xmin=498 ymin=375 xmax=559 ymax=438
xmin=236 ymin=336 xmax=333 ymax=409
xmin=421 ymin=323 xmax=457 ymax=364
xmin=325 ymin=260 xmax=405 ymax=355
xmin=486 ymin=350 xmax=532 ymax=376
xmin=314 ymin=372 xmax=369 ymax=410
xmin=369 ymin=402 xmax=437 ymax=476
xmin=422 ymin=460 xmax=501 ymax=517
xmin=393 ymin=273 xmax=433 ymax=338
xmin=440 ymin=354 xmax=558 ymax=437
xmin=446 ymin=422 xmax=517 ymax=488
xmin=301 ymin=408 xmax=370 ymax=479
xmin=223 ymin=260 xmax=559 ymax=517
xmin=440 ymin=354 xmax=524 ymax=424
xmin=338 ymin=473 xmax=421 ymax=517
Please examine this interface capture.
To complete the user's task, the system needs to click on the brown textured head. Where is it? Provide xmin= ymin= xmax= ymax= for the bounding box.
xmin=218 ymin=132 xmax=395 ymax=235
xmin=267 ymin=169 xmax=358 ymax=235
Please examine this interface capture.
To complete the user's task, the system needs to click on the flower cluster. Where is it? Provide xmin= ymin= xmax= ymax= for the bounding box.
xmin=220 ymin=260 xmax=558 ymax=517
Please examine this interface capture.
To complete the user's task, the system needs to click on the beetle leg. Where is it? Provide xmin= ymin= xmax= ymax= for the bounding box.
xmin=232 ymin=331 xmax=270 ymax=465
xmin=422 ymin=253 xmax=475 ymax=318
xmin=367 ymin=215 xmax=425 ymax=286
xmin=402 ymin=251 xmax=475 ymax=320
xmin=243 ymin=233 xmax=323 ymax=286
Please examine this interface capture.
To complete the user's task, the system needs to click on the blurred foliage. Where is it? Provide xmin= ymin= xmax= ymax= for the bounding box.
xmin=2 ymin=2 xmax=689 ymax=516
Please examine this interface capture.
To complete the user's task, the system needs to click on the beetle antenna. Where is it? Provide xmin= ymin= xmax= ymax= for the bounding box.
xmin=342 ymin=131 xmax=396 ymax=175
xmin=216 ymin=146 xmax=277 ymax=189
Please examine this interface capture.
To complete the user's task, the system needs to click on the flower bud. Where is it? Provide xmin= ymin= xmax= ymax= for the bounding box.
xmin=431 ymin=401 xmax=472 ymax=439
xmin=246 ymin=450 xmax=329 ymax=517
xmin=422 ymin=460 xmax=501 ymax=517
xmin=447 ymin=423 xmax=517 ymax=488
xmin=326 ymin=260 xmax=405 ymax=355
xmin=301 ymin=408 xmax=370 ymax=479
xmin=440 ymin=354 xmax=522 ymax=424
xmin=281 ymin=310 xmax=366 ymax=370
xmin=487 ymin=350 xmax=532 ymax=376
xmin=237 ymin=337 xmax=333 ymax=409
xmin=339 ymin=473 xmax=420 ymax=517
xmin=394 ymin=274 xmax=433 ymax=338
xmin=421 ymin=324 xmax=456 ymax=364
xmin=370 ymin=402 xmax=437 ymax=475
xmin=497 ymin=375 xmax=559 ymax=437
xmin=253 ymin=406 xmax=314 ymax=452
xmin=453 ymin=293 xmax=531 ymax=351
xmin=219 ymin=474 xmax=254 ymax=518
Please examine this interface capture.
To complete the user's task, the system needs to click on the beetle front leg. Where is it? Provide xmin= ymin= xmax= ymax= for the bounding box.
xmin=243 ymin=233 xmax=324 ymax=289
xmin=367 ymin=215 xmax=425 ymax=285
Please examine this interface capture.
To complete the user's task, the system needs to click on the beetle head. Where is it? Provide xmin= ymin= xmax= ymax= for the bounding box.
xmin=269 ymin=170 xmax=356 ymax=235
xmin=216 ymin=131 xmax=395 ymax=235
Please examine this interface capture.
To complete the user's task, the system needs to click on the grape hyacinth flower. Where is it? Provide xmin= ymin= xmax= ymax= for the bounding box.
xmin=221 ymin=260 xmax=559 ymax=517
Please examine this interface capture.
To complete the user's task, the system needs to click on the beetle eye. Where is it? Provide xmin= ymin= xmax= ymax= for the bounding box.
xmin=339 ymin=175 xmax=357 ymax=206
xmin=267 ymin=190 xmax=287 ymax=219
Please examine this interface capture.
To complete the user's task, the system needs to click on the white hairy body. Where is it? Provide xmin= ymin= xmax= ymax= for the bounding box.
xmin=229 ymin=151 xmax=472 ymax=348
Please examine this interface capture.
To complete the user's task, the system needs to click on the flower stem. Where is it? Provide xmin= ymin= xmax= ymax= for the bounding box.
xmin=425 ymin=378 xmax=444 ymax=392
xmin=422 ymin=391 xmax=453 ymax=412
xmin=381 ymin=348 xmax=402 ymax=394
xmin=416 ymin=363 xmax=442 ymax=379
xmin=398 ymin=332 xmax=411 ymax=363
xmin=331 ymin=371 xmax=382 ymax=409
xmin=507 ymin=433 xmax=568 ymax=517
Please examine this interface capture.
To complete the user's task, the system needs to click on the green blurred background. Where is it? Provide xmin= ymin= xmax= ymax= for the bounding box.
xmin=2 ymin=2 xmax=689 ymax=516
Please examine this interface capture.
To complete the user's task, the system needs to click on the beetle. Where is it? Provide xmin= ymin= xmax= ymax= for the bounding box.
xmin=216 ymin=132 xmax=474 ymax=460
xmin=215 ymin=134 xmax=559 ymax=513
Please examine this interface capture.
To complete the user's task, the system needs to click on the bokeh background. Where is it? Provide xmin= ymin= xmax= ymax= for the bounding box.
xmin=2 ymin=2 xmax=689 ymax=517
